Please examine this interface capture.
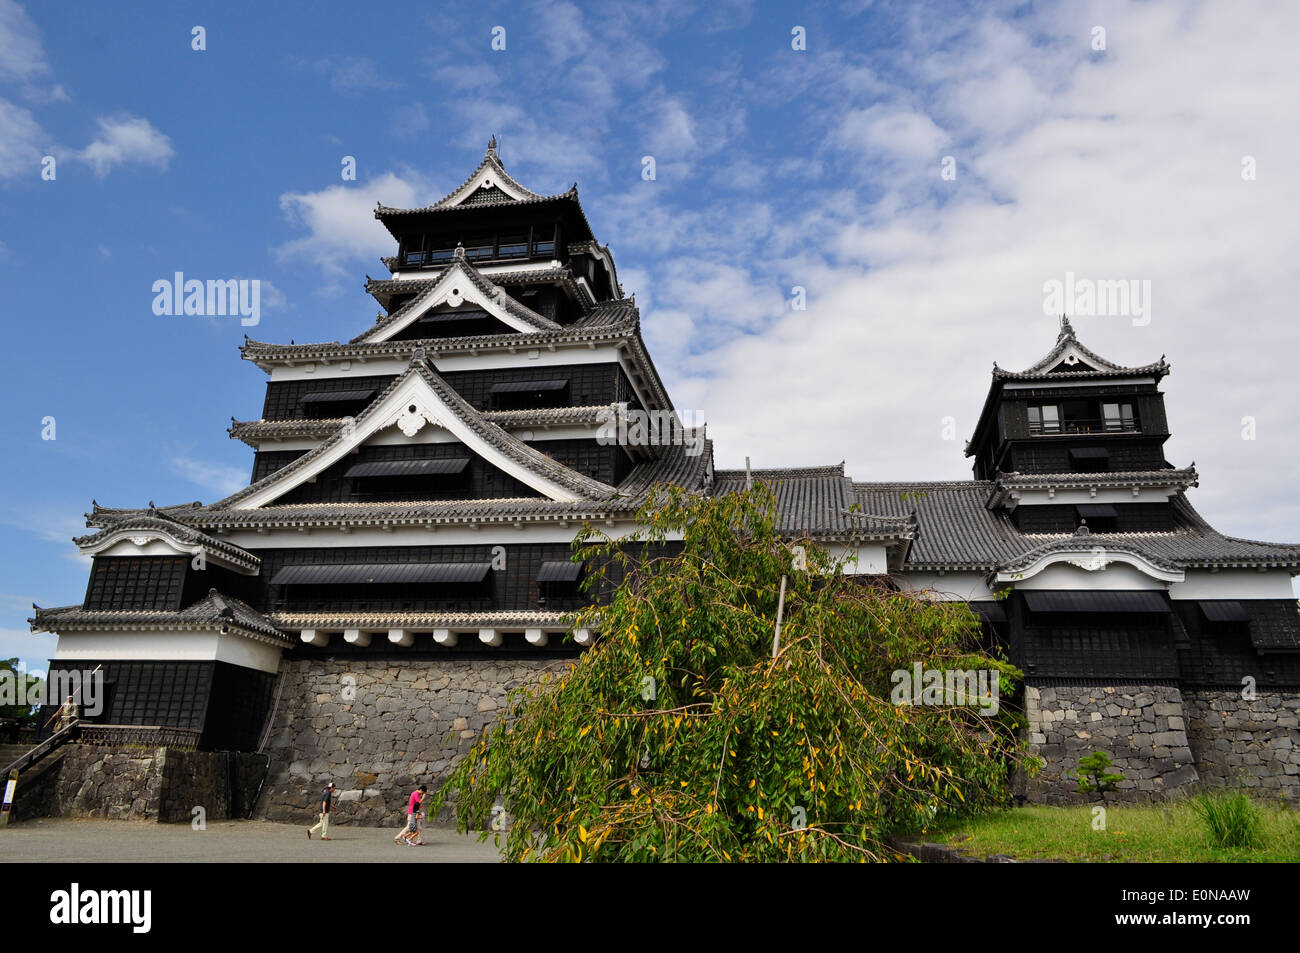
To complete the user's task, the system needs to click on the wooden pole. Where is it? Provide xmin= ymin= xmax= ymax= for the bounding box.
xmin=0 ymin=769 xmax=17 ymax=828
xmin=772 ymin=575 xmax=787 ymax=658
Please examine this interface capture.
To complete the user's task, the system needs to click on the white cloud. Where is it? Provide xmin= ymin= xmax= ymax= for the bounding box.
xmin=0 ymin=96 xmax=45 ymax=180
xmin=0 ymin=627 xmax=55 ymax=668
xmin=77 ymin=114 xmax=174 ymax=177
xmin=297 ymin=56 xmax=398 ymax=93
xmin=633 ymin=0 xmax=1300 ymax=557
xmin=169 ymin=457 xmax=248 ymax=497
xmin=275 ymin=171 xmax=436 ymax=276
xmin=0 ymin=0 xmax=50 ymax=84
xmin=835 ymin=104 xmax=949 ymax=162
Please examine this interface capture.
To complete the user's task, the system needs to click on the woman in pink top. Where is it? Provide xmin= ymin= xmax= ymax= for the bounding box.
xmin=396 ymin=785 xmax=427 ymax=846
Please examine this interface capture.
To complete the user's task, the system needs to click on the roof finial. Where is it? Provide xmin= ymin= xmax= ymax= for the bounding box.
xmin=1060 ymin=313 xmax=1074 ymax=338
xmin=453 ymin=242 xmax=466 ymax=261
xmin=487 ymin=134 xmax=498 ymax=154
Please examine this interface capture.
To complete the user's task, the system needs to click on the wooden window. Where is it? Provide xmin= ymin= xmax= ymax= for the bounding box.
xmin=498 ymin=233 xmax=529 ymax=258
xmin=1102 ymin=402 xmax=1137 ymax=432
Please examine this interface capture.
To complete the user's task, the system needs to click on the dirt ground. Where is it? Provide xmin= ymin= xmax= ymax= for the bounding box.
xmin=0 ymin=816 xmax=504 ymax=863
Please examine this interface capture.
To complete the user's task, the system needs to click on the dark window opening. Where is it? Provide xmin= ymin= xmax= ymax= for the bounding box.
xmin=1069 ymin=446 xmax=1110 ymax=473
xmin=1075 ymin=503 xmax=1118 ymax=531
xmin=400 ymin=224 xmax=561 ymax=268
xmin=497 ymin=233 xmax=529 ymax=258
xmin=490 ymin=378 xmax=570 ymax=410
xmin=298 ymin=388 xmax=376 ymax=419
xmin=464 ymin=236 xmax=495 ymax=261
xmin=1028 ymin=400 xmax=1140 ymax=435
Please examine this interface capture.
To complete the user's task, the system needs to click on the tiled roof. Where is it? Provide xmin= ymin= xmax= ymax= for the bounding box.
xmin=373 ymin=143 xmax=597 ymax=241
xmin=72 ymin=514 xmax=260 ymax=571
xmin=853 ymin=481 xmax=1300 ymax=572
xmin=96 ymin=404 xmax=711 ymax=534
xmin=271 ymin=608 xmax=580 ymax=631
xmin=998 ymin=536 xmax=1183 ymax=574
xmin=240 ymin=306 xmax=640 ymax=367
xmin=376 ymin=142 xmax=546 ymax=213
xmin=993 ymin=467 xmax=1199 ymax=492
xmin=713 ymin=465 xmax=918 ymax=541
xmin=369 ymin=266 xmax=594 ymax=310
xmin=30 ymin=590 xmax=289 ymax=644
xmin=354 ymin=253 xmax=561 ymax=343
xmin=986 ymin=467 xmax=1200 ymax=506
xmin=993 ymin=318 xmax=1169 ymax=382
xmin=229 ymin=405 xmax=621 ymax=446
xmin=209 ymin=358 xmax=620 ymax=511
xmin=854 ymin=481 xmax=1020 ymax=566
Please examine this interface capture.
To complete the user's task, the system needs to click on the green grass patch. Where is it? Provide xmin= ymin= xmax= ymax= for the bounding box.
xmin=918 ymin=797 xmax=1300 ymax=862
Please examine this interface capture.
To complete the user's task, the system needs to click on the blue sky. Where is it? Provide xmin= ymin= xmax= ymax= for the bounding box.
xmin=3 ymin=0 xmax=1299 ymax=671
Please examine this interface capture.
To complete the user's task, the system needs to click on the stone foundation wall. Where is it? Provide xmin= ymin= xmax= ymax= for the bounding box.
xmin=1182 ymin=690 xmax=1300 ymax=801
xmin=44 ymin=744 xmax=266 ymax=822
xmin=1023 ymin=683 xmax=1199 ymax=804
xmin=255 ymin=658 xmax=570 ymax=827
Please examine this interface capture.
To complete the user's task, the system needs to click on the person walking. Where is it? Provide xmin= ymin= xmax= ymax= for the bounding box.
xmin=308 ymin=782 xmax=336 ymax=840
xmin=396 ymin=785 xmax=426 ymax=846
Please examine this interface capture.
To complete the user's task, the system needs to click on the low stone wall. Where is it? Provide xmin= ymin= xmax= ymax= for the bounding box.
xmin=1182 ymin=689 xmax=1300 ymax=801
xmin=56 ymin=745 xmax=167 ymax=818
xmin=1023 ymin=683 xmax=1198 ymax=804
xmin=256 ymin=658 xmax=570 ymax=828
xmin=38 ymin=744 xmax=267 ymax=822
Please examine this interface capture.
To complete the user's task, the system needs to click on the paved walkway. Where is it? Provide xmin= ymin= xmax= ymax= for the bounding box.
xmin=0 ymin=817 xmax=504 ymax=863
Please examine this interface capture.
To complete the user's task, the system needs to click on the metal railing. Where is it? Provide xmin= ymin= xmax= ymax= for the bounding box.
xmin=77 ymin=724 xmax=201 ymax=750
xmin=1028 ymin=417 xmax=1139 ymax=436
xmin=1 ymin=721 xmax=80 ymax=776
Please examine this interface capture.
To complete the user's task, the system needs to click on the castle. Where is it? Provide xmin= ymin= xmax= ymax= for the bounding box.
xmin=29 ymin=142 xmax=1300 ymax=818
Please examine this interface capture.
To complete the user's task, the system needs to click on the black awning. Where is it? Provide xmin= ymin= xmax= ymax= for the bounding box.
xmin=270 ymin=562 xmax=492 ymax=586
xmin=1023 ymin=590 xmax=1171 ymax=614
xmin=1076 ymin=504 xmax=1118 ymax=518
xmin=1069 ymin=447 xmax=1110 ymax=460
xmin=537 ymin=560 xmax=583 ymax=582
xmin=344 ymin=458 xmax=470 ymax=478
xmin=299 ymin=388 xmax=377 ymax=404
xmin=489 ymin=379 xmax=569 ymax=393
xmin=414 ymin=309 xmax=491 ymax=323
xmin=970 ymin=601 xmax=1007 ymax=624
xmin=1200 ymin=601 xmax=1251 ymax=623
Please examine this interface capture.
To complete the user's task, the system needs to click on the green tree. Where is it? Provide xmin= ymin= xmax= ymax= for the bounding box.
xmin=432 ymin=484 xmax=1028 ymax=861
xmin=1076 ymin=751 xmax=1124 ymax=800
xmin=0 ymin=657 xmax=43 ymax=729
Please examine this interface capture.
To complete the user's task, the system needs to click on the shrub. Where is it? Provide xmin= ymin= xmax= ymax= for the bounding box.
xmin=1191 ymin=789 xmax=1263 ymax=849
xmin=1076 ymin=751 xmax=1124 ymax=800
xmin=430 ymin=483 xmax=1029 ymax=862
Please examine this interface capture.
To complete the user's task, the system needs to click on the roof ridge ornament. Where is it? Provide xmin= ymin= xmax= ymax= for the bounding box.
xmin=487 ymin=135 xmax=498 ymax=155
xmin=1059 ymin=313 xmax=1074 ymax=338
xmin=453 ymin=242 xmax=466 ymax=261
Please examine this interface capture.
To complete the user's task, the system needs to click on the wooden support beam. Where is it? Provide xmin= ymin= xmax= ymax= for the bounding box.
xmin=478 ymin=627 xmax=502 ymax=647
xmin=387 ymin=629 xmax=413 ymax=647
xmin=343 ymin=629 xmax=371 ymax=647
xmin=300 ymin=630 xmax=328 ymax=647
xmin=524 ymin=628 xmax=547 ymax=647
xmin=432 ymin=628 xmax=457 ymax=647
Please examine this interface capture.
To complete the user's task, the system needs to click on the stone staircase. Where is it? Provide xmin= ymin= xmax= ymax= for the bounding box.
xmin=0 ymin=743 xmax=35 ymax=770
xmin=2 ymin=738 xmax=71 ymax=822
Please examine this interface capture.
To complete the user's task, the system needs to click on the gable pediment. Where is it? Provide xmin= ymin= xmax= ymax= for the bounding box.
xmin=222 ymin=360 xmax=616 ymax=510
xmin=361 ymin=257 xmax=557 ymax=344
